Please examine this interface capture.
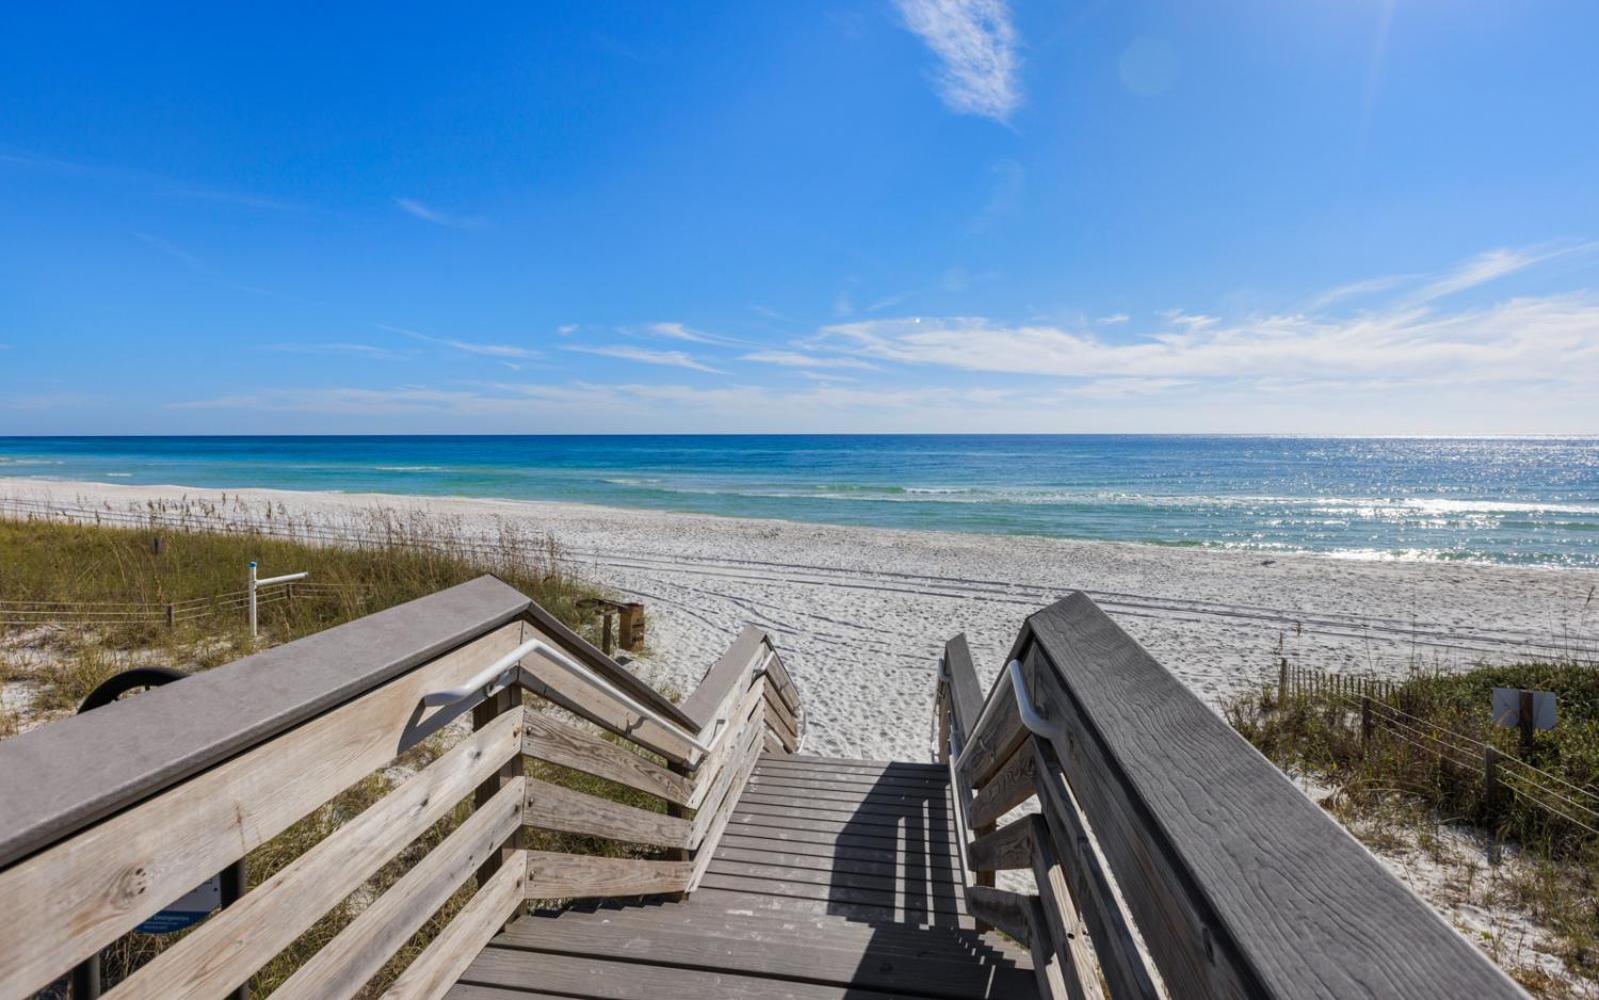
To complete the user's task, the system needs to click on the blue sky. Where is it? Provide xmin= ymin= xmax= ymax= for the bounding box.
xmin=2 ymin=1 xmax=1597 ymax=434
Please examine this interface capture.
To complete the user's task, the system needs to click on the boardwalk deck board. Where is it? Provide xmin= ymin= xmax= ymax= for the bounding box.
xmin=458 ymin=751 xmax=1029 ymax=998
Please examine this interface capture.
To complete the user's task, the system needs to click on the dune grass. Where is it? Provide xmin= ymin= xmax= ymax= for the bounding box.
xmin=0 ymin=509 xmax=685 ymax=997
xmin=1225 ymin=663 xmax=1599 ymax=994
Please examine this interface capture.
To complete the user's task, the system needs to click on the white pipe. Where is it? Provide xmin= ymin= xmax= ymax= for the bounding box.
xmin=523 ymin=639 xmax=715 ymax=754
xmin=421 ymin=638 xmax=540 ymax=707
xmin=255 ymin=571 xmax=309 ymax=587
xmin=1007 ymin=657 xmax=1065 ymax=741
xmin=249 ymin=563 xmax=310 ymax=639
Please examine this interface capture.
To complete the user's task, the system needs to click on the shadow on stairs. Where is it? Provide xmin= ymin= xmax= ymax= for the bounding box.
xmin=447 ymin=752 xmax=1037 ymax=1000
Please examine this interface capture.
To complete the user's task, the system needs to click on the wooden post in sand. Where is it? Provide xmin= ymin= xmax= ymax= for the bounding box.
xmin=621 ymin=602 xmax=645 ymax=652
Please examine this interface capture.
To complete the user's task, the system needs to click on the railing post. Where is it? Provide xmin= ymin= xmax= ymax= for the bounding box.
xmin=472 ymin=687 xmax=522 ymax=893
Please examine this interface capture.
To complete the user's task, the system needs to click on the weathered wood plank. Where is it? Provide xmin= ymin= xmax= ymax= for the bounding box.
xmin=761 ymin=754 xmax=944 ymax=774
xmin=521 ymin=708 xmax=693 ymax=807
xmin=688 ymin=714 xmax=766 ymax=888
xmin=957 ymin=665 xmax=1025 ymax=791
xmin=1024 ymin=593 xmax=1525 ymax=999
xmin=517 ymin=634 xmax=697 ymax=766
xmin=763 ymin=648 xmax=803 ymax=714
xmin=720 ymin=826 xmax=962 ymax=859
xmin=472 ymin=687 xmax=522 ymax=888
xmin=969 ymin=741 xmax=1037 ymax=829
xmin=751 ymin=768 xmax=946 ymax=790
xmin=725 ymin=812 xmax=958 ymax=844
xmin=738 ymin=789 xmax=952 ymax=821
xmin=713 ymin=843 xmax=961 ymax=879
xmin=525 ymin=851 xmax=693 ymax=900
xmin=731 ymin=806 xmax=957 ymax=838
xmin=1030 ymin=736 xmax=1159 ymax=1000
xmin=458 ymin=948 xmax=911 ymax=1000
xmin=765 ymin=682 xmax=799 ymax=741
xmin=1023 ymin=894 xmax=1073 ymax=1000
xmin=685 ymin=680 xmax=767 ymax=810
xmin=524 ymin=776 xmax=691 ymax=849
xmin=521 ymin=595 xmax=698 ymax=733
xmin=378 ymin=849 xmax=527 ymax=1000
xmin=554 ymin=903 xmax=986 ymax=950
xmin=944 ymin=633 xmax=986 ymax=751
xmin=490 ymin=915 xmax=1034 ymax=999
xmin=719 ymin=825 xmax=953 ymax=864
xmin=966 ymin=886 xmax=1034 ymax=944
xmin=1029 ymin=815 xmax=1103 ymax=1000
xmin=968 ymin=814 xmax=1035 ymax=872
xmin=0 ymin=622 xmax=527 ymax=999
xmin=687 ymin=887 xmax=976 ymax=929
xmin=706 ymin=858 xmax=966 ymax=897
xmin=271 ymin=779 xmax=527 ymax=1000
xmin=696 ymin=871 xmax=967 ymax=916
xmin=0 ymin=576 xmax=529 ymax=871
xmin=103 ymin=718 xmax=523 ymax=1000
xmin=678 ymin=625 xmax=766 ymax=731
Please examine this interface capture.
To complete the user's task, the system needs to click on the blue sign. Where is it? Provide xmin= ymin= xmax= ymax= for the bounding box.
xmin=135 ymin=875 xmax=222 ymax=934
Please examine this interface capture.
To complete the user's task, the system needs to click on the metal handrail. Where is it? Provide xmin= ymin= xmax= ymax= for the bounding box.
xmin=1008 ymin=657 xmax=1064 ymax=741
xmin=514 ymin=639 xmax=716 ymax=755
xmin=427 ymin=634 xmax=782 ymax=757
xmin=421 ymin=638 xmax=538 ymax=708
xmin=950 ymin=658 xmax=1063 ymax=775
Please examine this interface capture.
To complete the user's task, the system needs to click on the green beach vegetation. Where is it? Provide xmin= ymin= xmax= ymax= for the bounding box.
xmin=1225 ymin=663 xmax=1599 ymax=996
xmin=0 ymin=510 xmax=680 ymax=995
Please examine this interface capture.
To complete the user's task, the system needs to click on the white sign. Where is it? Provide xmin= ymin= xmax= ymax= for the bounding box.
xmin=1491 ymin=687 xmax=1557 ymax=731
xmin=135 ymin=874 xmax=222 ymax=934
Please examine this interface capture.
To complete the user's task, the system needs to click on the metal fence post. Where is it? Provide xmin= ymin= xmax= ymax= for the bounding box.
xmin=248 ymin=561 xmax=258 ymax=639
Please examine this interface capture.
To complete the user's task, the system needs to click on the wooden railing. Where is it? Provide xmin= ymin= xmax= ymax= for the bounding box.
xmin=0 ymin=577 xmax=801 ymax=1000
xmin=936 ymin=592 xmax=1529 ymax=1000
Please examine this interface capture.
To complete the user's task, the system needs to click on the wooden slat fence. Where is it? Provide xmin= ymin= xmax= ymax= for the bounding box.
xmin=1282 ymin=664 xmax=1599 ymax=838
xmin=935 ymin=593 xmax=1529 ymax=999
xmin=0 ymin=581 xmax=359 ymax=628
xmin=0 ymin=575 xmax=801 ymax=1000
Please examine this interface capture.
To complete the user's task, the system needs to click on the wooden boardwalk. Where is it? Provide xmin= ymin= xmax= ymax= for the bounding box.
xmin=0 ymin=577 xmax=1530 ymax=999
xmin=450 ymin=753 xmax=1036 ymax=1000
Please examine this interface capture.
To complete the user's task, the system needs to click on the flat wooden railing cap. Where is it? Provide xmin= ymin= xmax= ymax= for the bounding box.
xmin=0 ymin=575 xmax=531 ymax=870
xmin=1015 ymin=591 xmax=1525 ymax=998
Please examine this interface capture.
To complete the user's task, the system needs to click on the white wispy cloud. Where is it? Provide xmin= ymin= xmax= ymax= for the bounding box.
xmin=568 ymin=345 xmax=728 ymax=374
xmin=378 ymin=323 xmax=539 ymax=359
xmin=556 ymin=324 xmax=580 ymax=336
xmin=1405 ymin=245 xmax=1579 ymax=304
xmin=3 ymin=151 xmax=302 ymax=211
xmin=894 ymin=0 xmax=1021 ymax=122
xmin=740 ymin=350 xmax=877 ymax=370
xmin=133 ymin=232 xmax=205 ymax=270
xmin=638 ymin=321 xmax=759 ymax=348
xmin=814 ymin=246 xmax=1599 ymax=389
xmin=266 ymin=342 xmax=408 ymax=361
xmin=396 ymin=198 xmax=484 ymax=230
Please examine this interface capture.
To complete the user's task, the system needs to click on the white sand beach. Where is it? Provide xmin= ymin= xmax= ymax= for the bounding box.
xmin=5 ymin=478 xmax=1597 ymax=762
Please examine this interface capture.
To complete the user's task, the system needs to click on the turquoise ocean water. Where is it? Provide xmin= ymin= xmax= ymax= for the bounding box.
xmin=1 ymin=436 xmax=1596 ymax=568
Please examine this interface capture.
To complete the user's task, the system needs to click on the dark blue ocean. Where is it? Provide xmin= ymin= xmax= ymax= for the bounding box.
xmin=2 ymin=436 xmax=1597 ymax=567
